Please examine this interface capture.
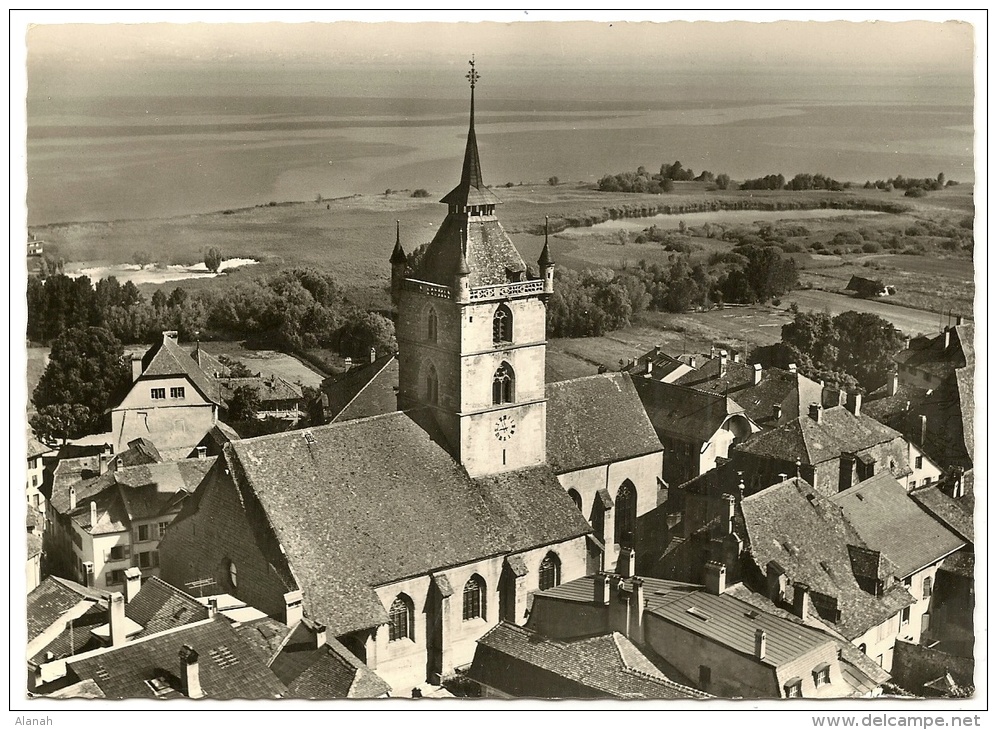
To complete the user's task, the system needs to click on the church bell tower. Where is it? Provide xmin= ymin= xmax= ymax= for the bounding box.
xmin=391 ymin=58 xmax=554 ymax=478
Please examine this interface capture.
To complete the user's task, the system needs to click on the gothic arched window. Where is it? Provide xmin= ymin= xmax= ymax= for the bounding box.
xmin=426 ymin=363 xmax=439 ymax=405
xmin=427 ymin=307 xmax=438 ymax=342
xmin=539 ymin=552 xmax=561 ymax=591
xmin=463 ymin=574 xmax=486 ymax=621
xmin=493 ymin=304 xmax=513 ymax=345
xmin=615 ymin=480 xmax=638 ymax=549
xmin=492 ymin=362 xmax=515 ymax=405
xmin=567 ymin=489 xmax=582 ymax=512
xmin=388 ymin=594 xmax=414 ymax=642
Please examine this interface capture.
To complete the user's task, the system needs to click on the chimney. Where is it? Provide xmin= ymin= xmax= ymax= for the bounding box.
xmin=689 ymin=356 xmax=697 ymax=369
xmin=284 ymin=590 xmax=304 ymax=627
xmin=753 ymin=363 xmax=763 ymax=386
xmin=108 ymin=592 xmax=127 ymax=647
xmin=83 ymin=561 xmax=94 ymax=588
xmin=888 ymin=371 xmax=899 ymax=397
xmin=788 ymin=363 xmax=798 ymax=374
xmin=629 ymin=577 xmax=645 ymax=642
xmin=207 ymin=597 xmax=218 ymax=618
xmin=90 ymin=501 xmax=98 ymax=528
xmin=754 ymin=628 xmax=767 ymax=661
xmin=123 ymin=567 xmax=142 ymax=603
xmin=777 ymin=473 xmax=788 ymax=482
xmin=704 ymin=561 xmax=726 ymax=595
xmin=721 ymin=493 xmax=736 ymax=536
xmin=792 ymin=582 xmax=811 ymax=619
xmin=919 ymin=415 xmax=928 ymax=446
xmin=950 ymin=468 xmax=965 ymax=499
xmin=370 ymin=347 xmax=377 ymax=364
xmin=313 ymin=622 xmax=327 ymax=648
xmin=179 ymin=645 xmax=205 ymax=699
xmin=131 ymin=354 xmax=143 ymax=382
xmin=163 ymin=330 xmax=179 ymax=343
xmin=719 ymin=350 xmax=728 ymax=377
xmin=772 ymin=403 xmax=782 ymax=422
xmin=955 ymin=315 xmax=964 ymax=326
xmin=594 ymin=573 xmax=611 ymax=605
xmin=645 ymin=359 xmax=653 ymax=376
xmin=733 ymin=351 xmax=742 ymax=364
xmin=196 ymin=446 xmax=207 ymax=460
xmin=845 ymin=391 xmax=862 ymax=416
xmin=99 ymin=453 xmax=111 ymax=475
xmin=654 ymin=344 xmax=661 ymax=355
xmin=943 ymin=328 xmax=952 ymax=350
xmin=808 ymin=403 xmax=822 ymax=423
xmin=69 ymin=487 xmax=77 ymax=511
xmin=767 ymin=562 xmax=787 ymax=603
xmin=618 ymin=547 xmax=636 ymax=578
xmin=904 ymin=336 xmax=911 ymax=350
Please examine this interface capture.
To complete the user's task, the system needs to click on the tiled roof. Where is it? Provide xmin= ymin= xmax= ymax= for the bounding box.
xmin=676 ymin=359 xmax=825 ymax=428
xmin=322 ymin=354 xmax=399 ymax=423
xmin=633 ymin=378 xmax=747 ymax=442
xmin=47 ymin=678 xmax=107 ymax=698
xmin=468 ymin=622 xmax=709 ymax=699
xmin=30 ymin=602 xmax=108 ymax=664
xmin=831 ymin=473 xmax=966 ymax=578
xmin=414 ymin=214 xmax=528 ymax=288
xmin=225 ymin=412 xmax=589 ymax=636
xmin=740 ymin=478 xmax=915 ymax=639
xmin=269 ymin=621 xmax=390 ymax=699
xmin=893 ymin=324 xmax=973 ymax=380
xmin=27 ymin=437 xmax=54 ymax=459
xmin=27 ymin=504 xmax=45 ymax=532
xmin=736 ymin=406 xmax=903 ymax=467
xmin=137 ymin=333 xmax=222 ymax=405
xmin=647 ymin=590 xmax=834 ymax=667
xmin=126 ymin=577 xmax=210 ymax=638
xmin=625 ymin=348 xmax=690 ymax=381
xmin=189 ymin=344 xmax=231 ymax=378
xmin=911 ymin=485 xmax=974 ymax=543
xmin=27 ymin=531 xmax=43 ymax=560
xmin=939 ymin=552 xmax=974 ymax=579
xmin=545 ymin=373 xmax=662 ymax=473
xmin=27 ymin=577 xmax=109 ymax=643
xmin=233 ymin=617 xmax=293 ymax=662
xmin=218 ymin=375 xmax=303 ymax=404
xmin=67 ymin=617 xmax=286 ymax=699
xmin=118 ymin=438 xmax=163 ymax=467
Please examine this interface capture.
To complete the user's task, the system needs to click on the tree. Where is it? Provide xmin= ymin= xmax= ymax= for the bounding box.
xmin=29 ymin=404 xmax=94 ymax=444
xmin=226 ymin=385 xmax=261 ymax=422
xmin=338 ymin=312 xmax=397 ymax=359
xmin=33 ymin=326 xmax=130 ymax=433
xmin=204 ymin=247 xmax=223 ymax=273
xmin=218 ymin=355 xmax=255 ymax=378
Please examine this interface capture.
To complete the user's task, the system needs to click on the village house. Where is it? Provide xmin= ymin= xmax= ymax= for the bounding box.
xmin=27 ymin=435 xmax=56 ymax=512
xmin=732 ymin=401 xmax=941 ymax=497
xmin=217 ymin=374 xmax=303 ymax=420
xmin=43 ymin=442 xmax=214 ymax=591
xmin=632 ymin=378 xmax=759 ymax=486
xmin=893 ymin=321 xmax=973 ymax=392
xmin=27 ymin=506 xmax=45 ymax=592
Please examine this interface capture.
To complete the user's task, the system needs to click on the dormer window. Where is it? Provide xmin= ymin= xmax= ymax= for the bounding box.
xmin=812 ymin=663 xmax=831 ymax=687
xmin=785 ymin=679 xmax=803 ymax=697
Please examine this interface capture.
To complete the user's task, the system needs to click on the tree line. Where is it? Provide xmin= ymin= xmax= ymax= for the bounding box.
xmin=598 ymin=162 xmax=732 ymax=194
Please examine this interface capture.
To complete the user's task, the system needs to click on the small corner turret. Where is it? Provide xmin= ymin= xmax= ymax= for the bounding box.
xmin=390 ymin=220 xmax=407 ymax=306
xmin=538 ymin=216 xmax=555 ymax=294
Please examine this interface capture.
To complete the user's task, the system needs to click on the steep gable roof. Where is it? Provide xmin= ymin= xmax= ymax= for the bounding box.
xmin=322 ymin=354 xmax=399 ymax=424
xmin=137 ymin=332 xmax=221 ymax=405
xmin=893 ymin=323 xmax=973 ymax=380
xmin=633 ymin=378 xmax=747 ymax=442
xmin=831 ymin=473 xmax=965 ymax=578
xmin=27 ymin=577 xmax=109 ymax=644
xmin=469 ymin=623 xmax=709 ymax=699
xmin=546 ymin=373 xmax=662 ymax=473
xmin=911 ymin=484 xmax=974 ymax=544
xmin=126 ymin=577 xmax=210 ymax=638
xmin=217 ymin=375 xmax=302 ymax=404
xmin=740 ymin=478 xmax=915 ymax=639
xmin=224 ymin=412 xmax=590 ymax=636
xmin=736 ymin=406 xmax=903 ymax=467
xmin=66 ymin=617 xmax=286 ymax=699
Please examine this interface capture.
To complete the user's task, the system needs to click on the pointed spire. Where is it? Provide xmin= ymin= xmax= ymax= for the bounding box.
xmin=538 ymin=216 xmax=554 ymax=268
xmin=441 ymin=57 xmax=501 ymax=208
xmin=390 ymin=220 xmax=407 ymax=264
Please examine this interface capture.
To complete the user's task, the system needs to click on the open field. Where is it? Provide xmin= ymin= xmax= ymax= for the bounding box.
xmin=777 ymin=291 xmax=963 ymax=337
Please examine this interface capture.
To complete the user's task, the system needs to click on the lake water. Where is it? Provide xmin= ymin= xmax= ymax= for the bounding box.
xmin=75 ymin=258 xmax=259 ymax=286
xmin=576 ymin=208 xmax=885 ymax=234
xmin=25 ymin=63 xmax=974 ymax=225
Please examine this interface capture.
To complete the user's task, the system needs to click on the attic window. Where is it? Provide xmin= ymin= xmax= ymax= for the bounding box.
xmin=813 ymin=663 xmax=831 ymax=687
xmin=145 ymin=675 xmax=172 ymax=696
xmin=686 ymin=606 xmax=710 ymax=621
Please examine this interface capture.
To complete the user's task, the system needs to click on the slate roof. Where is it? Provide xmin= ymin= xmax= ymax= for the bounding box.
xmin=545 ymin=373 xmax=662 ymax=473
xmin=414 ymin=214 xmax=528 ymax=288
xmin=233 ymin=617 xmax=293 ymax=662
xmin=126 ymin=577 xmax=210 ymax=639
xmin=218 ymin=375 xmax=303 ymax=404
xmin=67 ymin=617 xmax=286 ymax=699
xmin=222 ymin=412 xmax=590 ymax=636
xmin=675 ymin=359 xmax=825 ymax=429
xmin=911 ymin=484 xmax=974 ymax=543
xmin=189 ymin=344 xmax=231 ymax=378
xmin=735 ymin=406 xmax=904 ymax=467
xmin=831 ymin=473 xmax=966 ymax=578
xmin=647 ymin=589 xmax=834 ymax=668
xmin=633 ymin=378 xmax=747 ymax=442
xmin=28 ymin=531 xmax=43 ymax=560
xmin=136 ymin=332 xmax=222 ymax=405
xmin=322 ymin=354 xmax=399 ymax=423
xmin=269 ymin=621 xmax=390 ymax=699
xmin=47 ymin=678 xmax=107 ymax=698
xmin=893 ymin=324 xmax=973 ymax=381
xmin=740 ymin=478 xmax=915 ymax=639
xmin=625 ymin=348 xmax=690 ymax=382
xmin=468 ymin=622 xmax=709 ymax=699
xmin=58 ymin=458 xmax=215 ymax=534
xmin=28 ymin=437 xmax=54 ymax=459
xmin=117 ymin=438 xmax=163 ymax=467
xmin=27 ymin=577 xmax=109 ymax=643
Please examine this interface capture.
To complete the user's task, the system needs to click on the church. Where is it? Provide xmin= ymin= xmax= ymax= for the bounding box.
xmin=159 ymin=60 xmax=663 ymax=695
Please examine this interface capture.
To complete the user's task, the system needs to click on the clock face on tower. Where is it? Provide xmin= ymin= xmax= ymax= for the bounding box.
xmin=494 ymin=414 xmax=517 ymax=441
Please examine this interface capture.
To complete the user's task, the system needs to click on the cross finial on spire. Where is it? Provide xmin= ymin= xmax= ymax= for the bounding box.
xmin=466 ymin=55 xmax=480 ymax=89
